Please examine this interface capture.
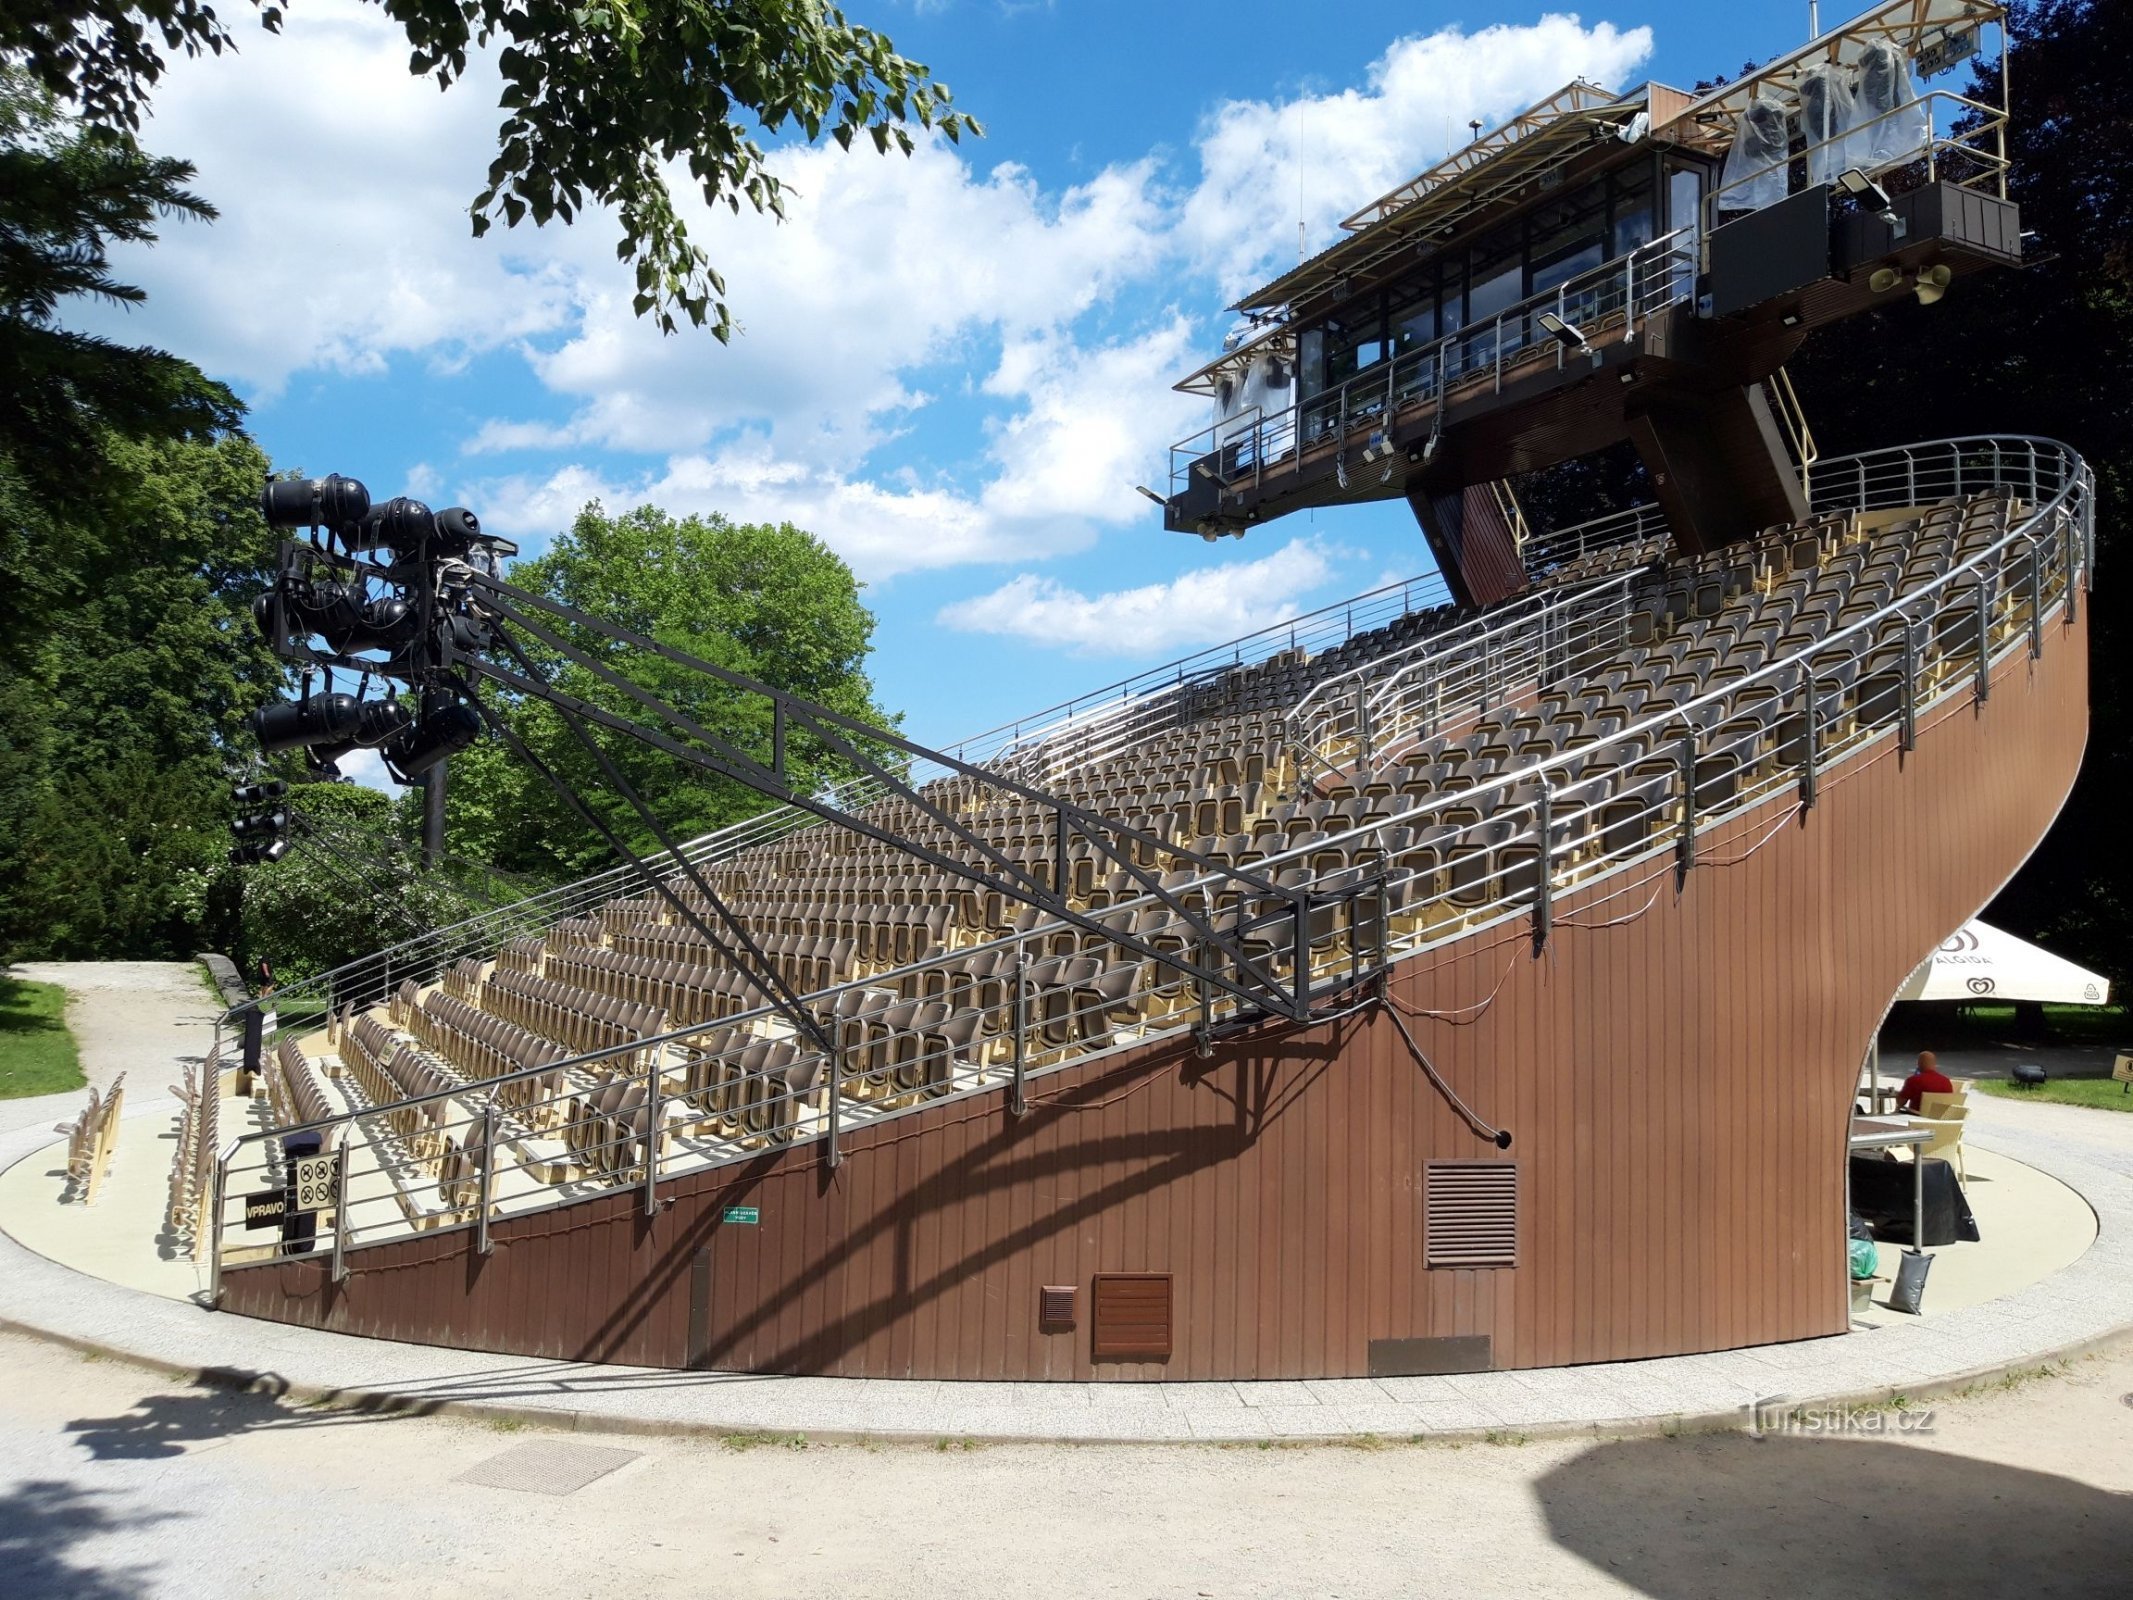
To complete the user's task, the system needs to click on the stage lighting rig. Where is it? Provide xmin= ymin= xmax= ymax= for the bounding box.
xmin=227 ymin=780 xmax=291 ymax=866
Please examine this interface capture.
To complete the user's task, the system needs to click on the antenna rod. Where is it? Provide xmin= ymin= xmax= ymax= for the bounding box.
xmin=1809 ymin=3 xmax=1820 ymax=39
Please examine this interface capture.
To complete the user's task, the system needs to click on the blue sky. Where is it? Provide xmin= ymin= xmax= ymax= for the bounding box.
xmin=81 ymin=2 xmax=1843 ymax=781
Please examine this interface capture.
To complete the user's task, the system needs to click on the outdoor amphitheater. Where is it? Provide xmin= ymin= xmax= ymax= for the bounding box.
xmin=6 ymin=2 xmax=2129 ymax=1463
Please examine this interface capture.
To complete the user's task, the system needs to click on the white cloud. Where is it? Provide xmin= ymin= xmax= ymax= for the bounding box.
xmin=82 ymin=5 xmax=577 ymax=394
xmin=334 ymin=747 xmax=397 ymax=795
xmin=464 ymin=443 xmax=1078 ymax=580
xmin=74 ymin=2 xmax=1654 ymax=597
xmin=1180 ymin=16 xmax=1654 ymax=294
xmin=938 ymin=537 xmax=1340 ymax=657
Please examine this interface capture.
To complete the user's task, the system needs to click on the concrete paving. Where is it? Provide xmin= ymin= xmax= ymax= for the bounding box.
xmin=2 ymin=964 xmax=2131 ymax=1443
xmin=6 ymin=1325 xmax=2131 ymax=1600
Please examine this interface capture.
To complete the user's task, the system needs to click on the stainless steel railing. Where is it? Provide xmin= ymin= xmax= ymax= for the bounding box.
xmin=1168 ymin=229 xmax=1698 ymax=501
xmin=207 ymin=438 xmax=2091 ymax=1281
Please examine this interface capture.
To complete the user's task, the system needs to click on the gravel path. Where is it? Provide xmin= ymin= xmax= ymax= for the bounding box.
xmin=2 ymin=962 xmax=224 ymax=1135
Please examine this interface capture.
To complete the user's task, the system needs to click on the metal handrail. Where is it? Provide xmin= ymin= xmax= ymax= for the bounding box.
xmin=1168 ymin=229 xmax=1698 ymax=499
xmin=1706 ymin=89 xmax=2011 ymax=222
xmin=1284 ymin=567 xmax=1648 ymax=768
xmin=253 ymin=563 xmax=1464 ymax=1025
xmin=210 ymin=437 xmax=2091 ymax=1276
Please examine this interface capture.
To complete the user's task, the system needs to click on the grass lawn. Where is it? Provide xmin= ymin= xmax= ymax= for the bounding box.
xmin=0 ymin=975 xmax=86 ymax=1099
xmin=1976 ymin=1076 xmax=2133 ymax=1113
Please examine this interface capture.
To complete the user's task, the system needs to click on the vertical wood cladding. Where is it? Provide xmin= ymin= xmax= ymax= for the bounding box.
xmin=225 ymin=611 xmax=2090 ymax=1378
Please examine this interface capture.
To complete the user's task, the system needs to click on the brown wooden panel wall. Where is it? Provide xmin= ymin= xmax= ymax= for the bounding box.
xmin=224 ymin=609 xmax=2090 ymax=1378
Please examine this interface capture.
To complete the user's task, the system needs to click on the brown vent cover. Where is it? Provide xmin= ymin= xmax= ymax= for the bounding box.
xmin=1425 ymin=1161 xmax=1518 ymax=1269
xmin=1090 ymin=1273 xmax=1173 ymax=1361
xmin=1039 ymin=1285 xmax=1077 ymax=1329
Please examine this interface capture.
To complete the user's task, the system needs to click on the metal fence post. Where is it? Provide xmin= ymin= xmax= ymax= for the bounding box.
xmin=1532 ymin=783 xmax=1553 ymax=954
xmin=1010 ymin=942 xmax=1029 ymax=1116
xmin=2027 ymin=541 xmax=2045 ymax=659
xmin=1291 ymin=896 xmax=1311 ymax=1016
xmin=476 ymin=1102 xmax=497 ymax=1254
xmin=206 ymin=1140 xmax=233 ymax=1308
xmin=825 ymin=1018 xmax=843 ymax=1169
xmin=2063 ymin=511 xmax=2080 ymax=626
xmin=642 ymin=1047 xmax=663 ymax=1217
xmin=330 ymin=1128 xmax=350 ymax=1286
xmin=1675 ymin=734 xmax=1698 ymax=887
xmin=1798 ymin=674 xmax=1820 ymax=810
xmin=1899 ymin=620 xmax=1919 ymax=753
xmin=1973 ymin=573 xmax=1994 ymax=704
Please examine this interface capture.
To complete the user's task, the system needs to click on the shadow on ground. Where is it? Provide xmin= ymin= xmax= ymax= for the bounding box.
xmin=1537 ymin=1431 xmax=2130 ymax=1598
xmin=0 ymin=1478 xmax=172 ymax=1599
xmin=63 ymin=1372 xmax=423 ymax=1461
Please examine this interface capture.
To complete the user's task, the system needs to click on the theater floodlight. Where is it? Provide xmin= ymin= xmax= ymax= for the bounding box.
xmin=1535 ymin=311 xmax=1587 ymax=350
xmin=1835 ymin=167 xmax=1905 ymax=235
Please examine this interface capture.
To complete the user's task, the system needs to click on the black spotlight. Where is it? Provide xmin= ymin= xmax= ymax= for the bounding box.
xmin=353 ymin=698 xmax=414 ymax=748
xmin=252 ymin=694 xmax=362 ymax=754
xmin=284 ymin=580 xmax=366 ymax=648
xmin=232 ymin=780 xmax=287 ymax=807
xmin=345 ymin=497 xmax=436 ymax=556
xmin=430 ymin=506 xmax=482 ymax=558
xmin=384 ymin=702 xmax=481 ymax=781
xmin=261 ymin=473 xmax=370 ymax=531
xmin=230 ymin=806 xmax=289 ymax=842
xmin=228 ymin=838 xmax=291 ymax=867
xmin=322 ymin=593 xmax=423 ymax=656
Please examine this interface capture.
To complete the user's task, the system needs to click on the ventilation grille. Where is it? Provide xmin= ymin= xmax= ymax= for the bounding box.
xmin=1090 ymin=1273 xmax=1173 ymax=1361
xmin=1039 ymin=1285 xmax=1077 ymax=1329
xmin=1425 ymin=1161 xmax=1518 ymax=1269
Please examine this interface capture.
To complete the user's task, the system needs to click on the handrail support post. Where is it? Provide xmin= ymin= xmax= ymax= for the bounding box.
xmin=476 ymin=1102 xmax=497 ymax=1254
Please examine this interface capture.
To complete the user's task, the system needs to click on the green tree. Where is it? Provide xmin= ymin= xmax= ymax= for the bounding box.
xmin=0 ymin=68 xmax=243 ymax=663
xmin=237 ymin=781 xmax=546 ymax=981
xmin=0 ymin=428 xmax=287 ymax=960
xmin=1785 ymin=0 xmax=2133 ymax=988
xmin=453 ymin=504 xmax=896 ymax=878
xmin=4 ymin=1 xmax=981 ymax=338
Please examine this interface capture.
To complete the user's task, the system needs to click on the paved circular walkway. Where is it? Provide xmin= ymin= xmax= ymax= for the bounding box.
xmin=4 ymin=965 xmax=2131 ymax=1443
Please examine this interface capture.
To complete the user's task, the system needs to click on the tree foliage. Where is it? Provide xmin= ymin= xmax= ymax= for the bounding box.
xmin=0 ymin=69 xmax=243 ymax=662
xmin=237 ymin=781 xmax=548 ymax=981
xmin=452 ymin=504 xmax=895 ymax=879
xmin=2 ymin=1 xmax=982 ymax=338
xmin=0 ymin=427 xmax=288 ymax=959
xmin=1786 ymin=0 xmax=2133 ymax=985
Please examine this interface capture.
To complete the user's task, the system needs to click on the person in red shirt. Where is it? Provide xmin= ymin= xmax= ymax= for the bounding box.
xmin=1896 ymin=1050 xmax=1955 ymax=1113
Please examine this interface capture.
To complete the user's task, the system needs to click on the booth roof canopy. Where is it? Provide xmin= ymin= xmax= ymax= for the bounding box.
xmin=1896 ymin=921 xmax=2113 ymax=1006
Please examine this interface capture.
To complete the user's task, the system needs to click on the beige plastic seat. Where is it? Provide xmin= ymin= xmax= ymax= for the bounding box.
xmin=1912 ymin=1103 xmax=1970 ymax=1181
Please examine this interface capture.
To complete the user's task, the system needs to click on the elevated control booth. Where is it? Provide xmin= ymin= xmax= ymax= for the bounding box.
xmin=1163 ymin=1 xmax=2019 ymax=607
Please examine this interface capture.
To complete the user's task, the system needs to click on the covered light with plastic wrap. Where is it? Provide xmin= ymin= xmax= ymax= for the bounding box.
xmin=1846 ymin=40 xmax=1931 ymax=174
xmin=1718 ymin=95 xmax=1790 ymax=214
xmin=1212 ymin=334 xmax=1296 ymax=452
xmin=1795 ymin=61 xmax=1857 ymax=187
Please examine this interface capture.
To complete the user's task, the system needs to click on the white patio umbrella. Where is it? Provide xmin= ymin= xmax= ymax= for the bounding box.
xmin=1864 ymin=922 xmax=2110 ymax=1107
xmin=1895 ymin=920 xmax=2112 ymax=1006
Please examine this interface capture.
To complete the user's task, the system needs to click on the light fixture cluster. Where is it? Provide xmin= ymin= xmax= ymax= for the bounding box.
xmin=228 ymin=780 xmax=290 ymax=866
xmin=244 ymin=474 xmax=516 ymax=796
